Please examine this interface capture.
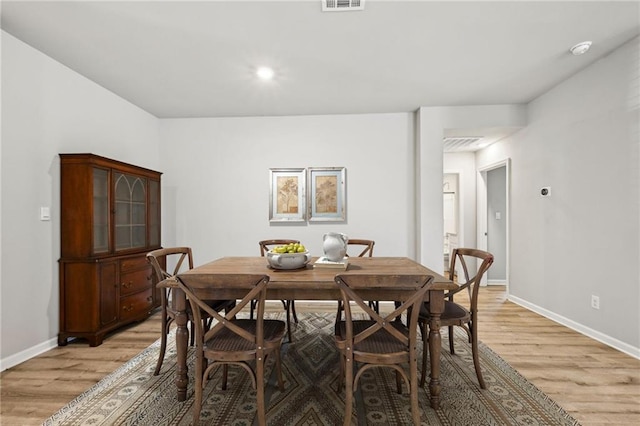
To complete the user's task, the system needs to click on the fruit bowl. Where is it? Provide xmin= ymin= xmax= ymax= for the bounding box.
xmin=266 ymin=251 xmax=311 ymax=270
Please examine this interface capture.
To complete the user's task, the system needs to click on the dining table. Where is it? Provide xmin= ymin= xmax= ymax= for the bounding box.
xmin=174 ymin=256 xmax=456 ymax=410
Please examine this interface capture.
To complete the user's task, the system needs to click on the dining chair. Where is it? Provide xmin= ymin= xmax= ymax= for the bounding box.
xmin=334 ymin=273 xmax=434 ymax=426
xmin=418 ymin=248 xmax=494 ymax=389
xmin=257 ymin=239 xmax=300 ymax=342
xmin=345 ymin=239 xmax=379 ymax=313
xmin=346 ymin=239 xmax=375 ymax=258
xmin=146 ymin=247 xmax=235 ymax=376
xmin=175 ymin=273 xmax=286 ymax=426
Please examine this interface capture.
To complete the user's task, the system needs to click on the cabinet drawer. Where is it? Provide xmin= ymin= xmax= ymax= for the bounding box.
xmin=119 ymin=267 xmax=153 ymax=296
xmin=120 ymin=256 xmax=150 ymax=272
xmin=120 ymin=289 xmax=153 ymax=321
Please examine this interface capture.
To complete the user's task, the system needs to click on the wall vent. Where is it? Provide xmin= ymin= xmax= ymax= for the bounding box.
xmin=322 ymin=0 xmax=365 ymax=12
xmin=443 ymin=136 xmax=484 ymax=153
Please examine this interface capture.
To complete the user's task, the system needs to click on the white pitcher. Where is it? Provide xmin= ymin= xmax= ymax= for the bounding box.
xmin=323 ymin=232 xmax=348 ymax=261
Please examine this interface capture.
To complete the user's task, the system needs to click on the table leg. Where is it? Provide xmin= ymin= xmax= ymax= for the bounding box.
xmin=428 ymin=289 xmax=444 ymax=409
xmin=174 ymin=288 xmax=189 ymax=402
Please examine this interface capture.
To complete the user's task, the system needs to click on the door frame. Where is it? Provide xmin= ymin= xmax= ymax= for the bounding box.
xmin=477 ymin=159 xmax=510 ymax=290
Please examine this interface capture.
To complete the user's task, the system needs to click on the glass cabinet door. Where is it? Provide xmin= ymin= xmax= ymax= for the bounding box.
xmin=149 ymin=179 xmax=160 ymax=247
xmin=114 ymin=173 xmax=147 ymax=251
xmin=93 ymin=168 xmax=110 ymax=253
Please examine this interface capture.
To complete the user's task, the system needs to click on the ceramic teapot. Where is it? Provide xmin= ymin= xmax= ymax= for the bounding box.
xmin=323 ymin=232 xmax=348 ymax=261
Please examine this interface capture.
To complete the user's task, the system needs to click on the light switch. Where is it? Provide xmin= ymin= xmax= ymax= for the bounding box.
xmin=495 ymin=212 xmax=501 ymax=220
xmin=40 ymin=207 xmax=51 ymax=221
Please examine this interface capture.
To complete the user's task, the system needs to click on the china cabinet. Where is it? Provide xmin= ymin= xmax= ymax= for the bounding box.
xmin=58 ymin=154 xmax=162 ymax=346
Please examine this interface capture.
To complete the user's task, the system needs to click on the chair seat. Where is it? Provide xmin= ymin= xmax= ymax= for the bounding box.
xmin=336 ymin=320 xmax=409 ymax=354
xmin=205 ymin=319 xmax=286 ymax=352
xmin=420 ymin=301 xmax=469 ymax=321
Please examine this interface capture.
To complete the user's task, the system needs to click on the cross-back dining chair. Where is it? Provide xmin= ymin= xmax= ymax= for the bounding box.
xmin=146 ymin=247 xmax=235 ymax=376
xmin=346 ymin=239 xmax=375 ymax=258
xmin=345 ymin=239 xmax=379 ymax=313
xmin=175 ymin=273 xmax=286 ymax=426
xmin=418 ymin=248 xmax=494 ymax=389
xmin=257 ymin=239 xmax=299 ymax=342
xmin=334 ymin=274 xmax=434 ymax=426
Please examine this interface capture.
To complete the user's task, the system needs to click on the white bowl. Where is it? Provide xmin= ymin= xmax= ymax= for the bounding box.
xmin=266 ymin=251 xmax=311 ymax=270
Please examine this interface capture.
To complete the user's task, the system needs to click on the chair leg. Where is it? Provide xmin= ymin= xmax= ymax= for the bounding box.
xmin=189 ymin=320 xmax=196 ymax=346
xmin=193 ymin=351 xmax=204 ymax=424
xmin=470 ymin=322 xmax=486 ymax=389
xmin=154 ymin=315 xmax=170 ymax=376
xmin=285 ymin=301 xmax=294 ymax=343
xmin=448 ymin=325 xmax=455 ymax=354
xmin=343 ymin=353 xmax=354 ymax=426
xmin=250 ymin=300 xmax=256 ymax=320
xmin=419 ymin=321 xmax=429 ymax=388
xmin=410 ymin=344 xmax=421 ymax=425
xmin=274 ymin=348 xmax=285 ymax=391
xmin=290 ymin=300 xmax=299 ymax=323
xmin=221 ymin=364 xmax=229 ymax=390
xmin=336 ymin=352 xmax=345 ymax=392
xmin=256 ymin=356 xmax=266 ymax=426
xmin=395 ymin=370 xmax=402 ymax=394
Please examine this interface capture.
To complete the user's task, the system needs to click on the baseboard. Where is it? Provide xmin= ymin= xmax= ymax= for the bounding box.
xmin=508 ymin=295 xmax=640 ymax=360
xmin=0 ymin=337 xmax=59 ymax=372
xmin=487 ymin=279 xmax=506 ymax=285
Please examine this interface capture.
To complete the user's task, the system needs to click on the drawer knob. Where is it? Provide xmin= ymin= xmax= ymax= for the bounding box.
xmin=121 ymin=281 xmax=133 ymax=288
xmin=122 ymin=304 xmax=134 ymax=312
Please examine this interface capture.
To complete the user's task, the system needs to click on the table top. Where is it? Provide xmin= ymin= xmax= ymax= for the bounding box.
xmin=178 ymin=256 xmax=455 ymax=300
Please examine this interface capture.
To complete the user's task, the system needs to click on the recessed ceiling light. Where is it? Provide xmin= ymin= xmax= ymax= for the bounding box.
xmin=256 ymin=66 xmax=274 ymax=80
xmin=569 ymin=41 xmax=592 ymax=56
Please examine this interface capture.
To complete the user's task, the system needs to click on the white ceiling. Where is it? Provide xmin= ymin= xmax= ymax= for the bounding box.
xmin=2 ymin=1 xmax=639 ymax=127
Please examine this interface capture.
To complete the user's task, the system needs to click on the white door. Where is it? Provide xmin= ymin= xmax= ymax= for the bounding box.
xmin=486 ymin=166 xmax=507 ymax=284
xmin=477 ymin=160 xmax=509 ymax=288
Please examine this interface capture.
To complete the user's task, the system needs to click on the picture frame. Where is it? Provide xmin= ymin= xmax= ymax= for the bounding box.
xmin=308 ymin=167 xmax=346 ymax=222
xmin=269 ymin=168 xmax=306 ymax=223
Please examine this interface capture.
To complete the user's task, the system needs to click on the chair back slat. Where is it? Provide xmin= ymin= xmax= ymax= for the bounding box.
xmin=346 ymin=239 xmax=375 ymax=257
xmin=147 ymin=247 xmax=195 ymax=311
xmin=177 ymin=274 xmax=269 ymax=345
xmin=147 ymin=247 xmax=194 ymax=280
xmin=448 ymin=248 xmax=494 ymax=311
xmin=336 ymin=274 xmax=433 ymax=346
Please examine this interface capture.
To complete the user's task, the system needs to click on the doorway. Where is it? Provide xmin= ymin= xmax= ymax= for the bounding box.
xmin=478 ymin=160 xmax=509 ymax=287
xmin=443 ymin=173 xmax=459 ymax=275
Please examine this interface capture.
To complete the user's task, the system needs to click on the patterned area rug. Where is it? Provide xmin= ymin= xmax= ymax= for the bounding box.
xmin=44 ymin=312 xmax=580 ymax=425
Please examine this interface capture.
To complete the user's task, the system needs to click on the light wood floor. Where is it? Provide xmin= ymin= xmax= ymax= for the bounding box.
xmin=1 ymin=286 xmax=639 ymax=425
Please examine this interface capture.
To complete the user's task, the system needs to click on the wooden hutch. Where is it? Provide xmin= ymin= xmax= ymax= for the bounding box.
xmin=58 ymin=154 xmax=162 ymax=346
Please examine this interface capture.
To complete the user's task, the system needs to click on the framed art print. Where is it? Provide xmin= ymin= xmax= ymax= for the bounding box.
xmin=269 ymin=168 xmax=306 ymax=223
xmin=308 ymin=167 xmax=346 ymax=222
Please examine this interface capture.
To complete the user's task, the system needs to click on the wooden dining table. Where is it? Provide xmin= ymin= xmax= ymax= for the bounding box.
xmin=175 ymin=256 xmax=456 ymax=409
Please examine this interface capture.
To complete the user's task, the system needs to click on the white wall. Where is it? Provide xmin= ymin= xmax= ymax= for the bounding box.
xmin=0 ymin=32 xmax=160 ymax=368
xmin=158 ymin=114 xmax=418 ymax=265
xmin=420 ymin=106 xmax=526 ymax=272
xmin=477 ymin=36 xmax=640 ymax=355
xmin=3 ymin=28 xmax=638 ymax=370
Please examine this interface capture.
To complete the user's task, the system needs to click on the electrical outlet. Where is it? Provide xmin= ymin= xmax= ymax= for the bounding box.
xmin=591 ymin=295 xmax=600 ymax=310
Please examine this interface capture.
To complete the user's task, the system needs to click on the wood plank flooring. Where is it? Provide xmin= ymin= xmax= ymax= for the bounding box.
xmin=1 ymin=286 xmax=639 ymax=425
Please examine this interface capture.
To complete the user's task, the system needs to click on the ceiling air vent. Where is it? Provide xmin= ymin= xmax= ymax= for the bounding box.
xmin=443 ymin=137 xmax=484 ymax=153
xmin=322 ymin=0 xmax=365 ymax=12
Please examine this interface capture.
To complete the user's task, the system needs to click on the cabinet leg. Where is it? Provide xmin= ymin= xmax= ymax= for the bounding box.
xmin=57 ymin=335 xmax=68 ymax=346
xmin=87 ymin=334 xmax=104 ymax=347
